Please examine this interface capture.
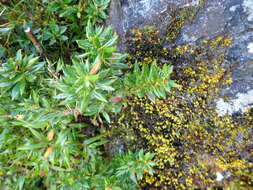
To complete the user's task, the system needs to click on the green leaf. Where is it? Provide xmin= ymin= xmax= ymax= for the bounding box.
xmin=153 ymin=87 xmax=161 ymax=98
xmin=0 ymin=27 xmax=12 ymax=34
xmin=102 ymin=35 xmax=117 ymax=48
xmin=16 ymin=176 xmax=25 ymax=190
xmin=92 ymin=91 xmax=107 ymax=102
xmin=76 ymin=40 xmax=92 ymax=50
xmin=16 ymin=49 xmax=22 ymax=60
xmin=19 ymin=79 xmax=26 ymax=96
xmin=29 ymin=128 xmax=45 ymax=141
xmin=76 ymin=52 xmax=90 ymax=58
xmin=169 ymin=80 xmax=177 ymax=88
xmin=60 ymin=35 xmax=68 ymax=41
xmin=167 ymin=65 xmax=173 ymax=75
xmin=83 ymin=135 xmax=103 ymax=145
xmin=111 ymin=62 xmax=129 ymax=69
xmin=149 ymin=62 xmax=158 ymax=80
xmin=90 ymin=140 xmax=108 ymax=148
xmin=141 ymin=65 xmax=149 ymax=77
xmin=102 ymin=111 xmax=111 ymax=123
xmin=12 ymin=74 xmax=23 ymax=83
xmin=111 ymin=187 xmax=122 ymax=190
xmin=133 ymin=63 xmax=140 ymax=73
xmin=27 ymin=57 xmax=39 ymax=67
xmin=55 ymin=93 xmax=71 ymax=99
xmin=87 ymin=74 xmax=99 ymax=83
xmin=146 ymin=92 xmax=156 ymax=102
xmin=86 ymin=20 xmax=93 ymax=39
xmin=158 ymin=86 xmax=166 ymax=99
xmin=30 ymin=61 xmax=45 ymax=73
xmin=11 ymin=82 xmax=21 ymax=100
xmin=130 ymin=172 xmax=137 ymax=184
xmin=18 ymin=143 xmax=45 ymax=150
xmin=96 ymin=83 xmax=115 ymax=91
xmin=0 ymin=81 xmax=12 ymax=87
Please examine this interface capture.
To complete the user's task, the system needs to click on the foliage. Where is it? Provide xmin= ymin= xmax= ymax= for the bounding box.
xmin=54 ymin=57 xmax=122 ymax=122
xmin=0 ymin=98 xmax=155 ymax=189
xmin=0 ymin=0 xmax=161 ymax=189
xmin=0 ymin=50 xmax=45 ymax=100
xmin=115 ymin=150 xmax=156 ymax=184
xmin=54 ymin=22 xmax=176 ymax=122
xmin=77 ymin=21 xmax=120 ymax=62
xmin=46 ymin=0 xmax=110 ymax=27
xmin=0 ymin=77 xmax=156 ymax=189
xmin=124 ymin=62 xmax=177 ymax=101
xmin=0 ymin=0 xmax=111 ymax=57
xmin=39 ymin=23 xmax=68 ymax=46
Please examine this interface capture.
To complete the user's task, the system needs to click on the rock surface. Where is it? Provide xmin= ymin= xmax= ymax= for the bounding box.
xmin=176 ymin=0 xmax=253 ymax=116
xmin=108 ymin=0 xmax=253 ymax=116
xmin=108 ymin=0 xmax=201 ymax=50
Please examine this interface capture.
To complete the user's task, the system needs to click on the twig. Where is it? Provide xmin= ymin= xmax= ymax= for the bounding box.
xmin=0 ymin=22 xmax=10 ymax=27
xmin=24 ymin=27 xmax=44 ymax=55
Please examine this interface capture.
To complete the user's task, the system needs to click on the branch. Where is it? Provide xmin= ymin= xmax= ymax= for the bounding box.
xmin=0 ymin=22 xmax=10 ymax=27
xmin=24 ymin=27 xmax=44 ymax=55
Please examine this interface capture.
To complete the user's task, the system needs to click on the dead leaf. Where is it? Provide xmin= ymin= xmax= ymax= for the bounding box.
xmin=47 ymin=129 xmax=54 ymax=141
xmin=89 ymin=58 xmax=101 ymax=74
xmin=44 ymin=146 xmax=53 ymax=158
xmin=109 ymin=95 xmax=122 ymax=103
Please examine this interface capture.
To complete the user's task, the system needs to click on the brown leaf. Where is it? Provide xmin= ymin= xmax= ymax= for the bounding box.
xmin=47 ymin=129 xmax=54 ymax=141
xmin=109 ymin=95 xmax=122 ymax=103
xmin=89 ymin=58 xmax=101 ymax=74
xmin=39 ymin=170 xmax=46 ymax=177
xmin=44 ymin=146 xmax=53 ymax=159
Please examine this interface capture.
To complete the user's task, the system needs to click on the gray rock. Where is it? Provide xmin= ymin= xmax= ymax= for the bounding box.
xmin=176 ymin=0 xmax=253 ymax=115
xmin=108 ymin=0 xmax=201 ymax=50
xmin=108 ymin=0 xmax=253 ymax=116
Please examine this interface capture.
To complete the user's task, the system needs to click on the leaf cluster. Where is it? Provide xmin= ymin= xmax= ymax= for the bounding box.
xmin=0 ymin=0 xmax=110 ymax=58
xmin=0 ymin=50 xmax=45 ymax=100
xmin=54 ymin=22 xmax=177 ymax=122
xmin=124 ymin=62 xmax=177 ymax=101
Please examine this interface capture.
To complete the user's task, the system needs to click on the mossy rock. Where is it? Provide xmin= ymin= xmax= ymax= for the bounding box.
xmin=107 ymin=0 xmax=253 ymax=189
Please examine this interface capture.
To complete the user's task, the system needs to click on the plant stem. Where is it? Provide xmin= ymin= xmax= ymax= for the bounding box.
xmin=24 ymin=27 xmax=44 ymax=55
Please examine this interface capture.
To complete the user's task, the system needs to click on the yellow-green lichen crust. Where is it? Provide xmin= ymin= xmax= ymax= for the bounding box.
xmin=108 ymin=30 xmax=253 ymax=189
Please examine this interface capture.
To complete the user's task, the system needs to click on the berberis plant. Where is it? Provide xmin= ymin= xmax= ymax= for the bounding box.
xmin=54 ymin=22 xmax=176 ymax=122
xmin=0 ymin=0 xmax=177 ymax=189
xmin=0 ymin=50 xmax=45 ymax=100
